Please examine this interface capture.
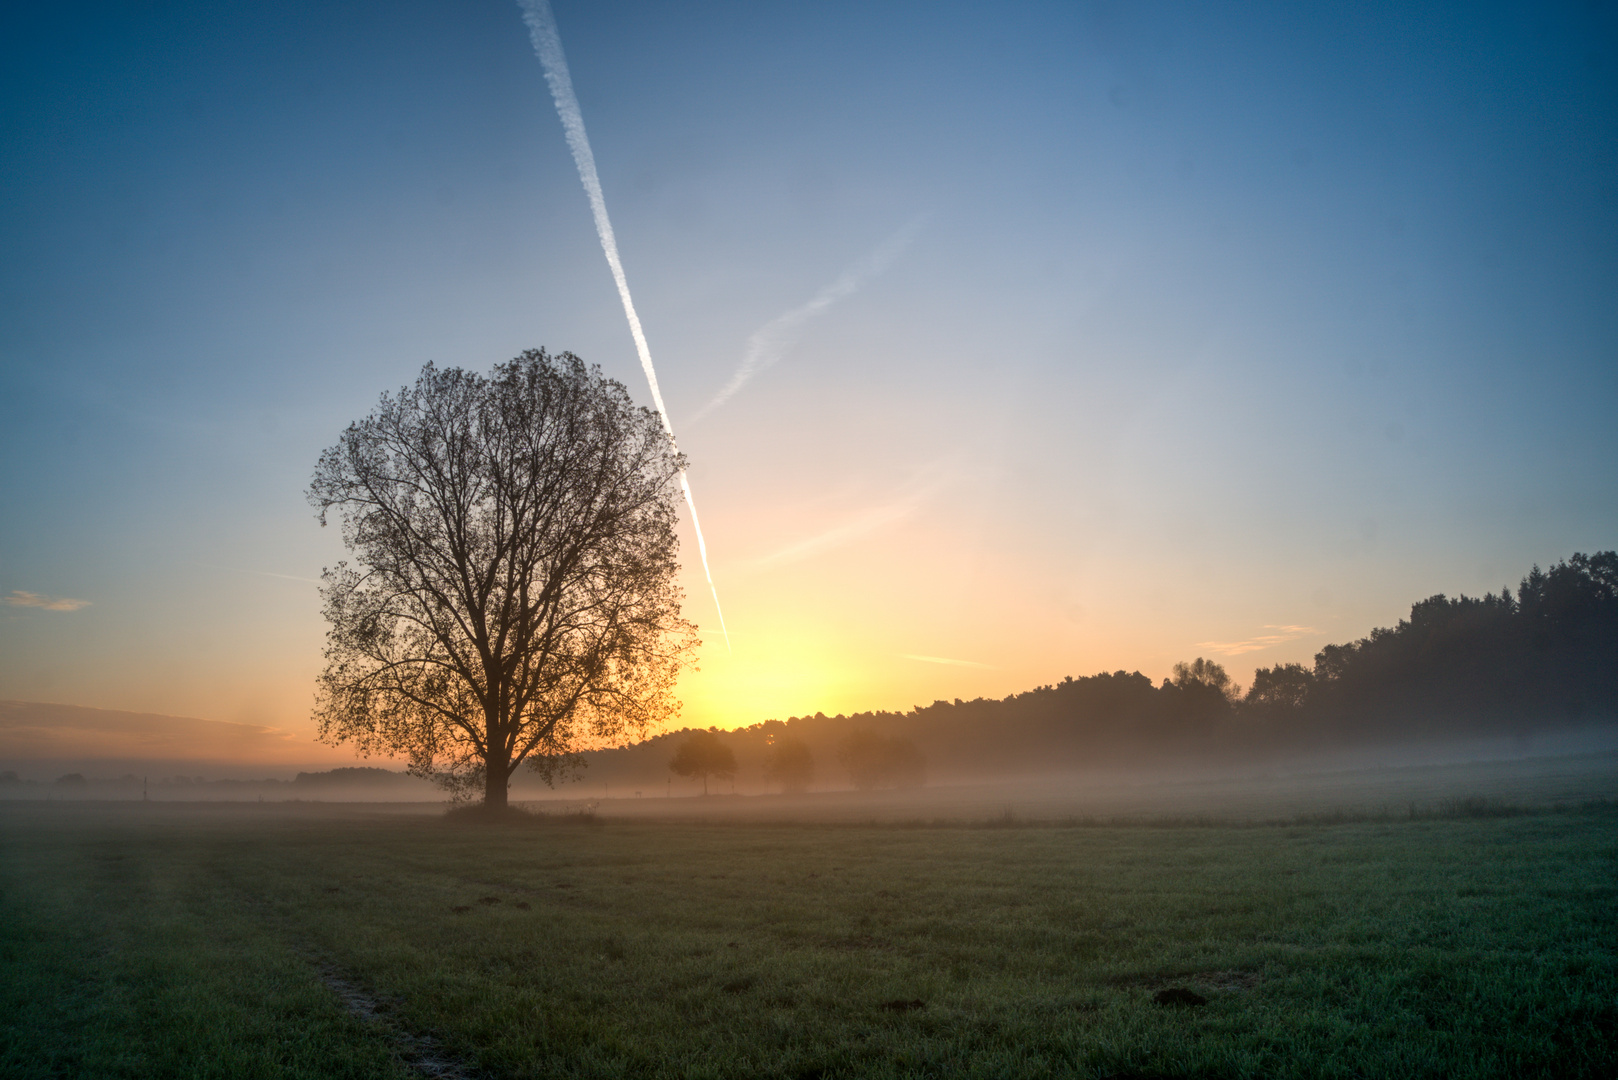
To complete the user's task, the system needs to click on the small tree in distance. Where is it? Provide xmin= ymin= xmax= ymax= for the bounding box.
xmin=763 ymin=735 xmax=814 ymax=794
xmin=837 ymin=731 xmax=925 ymax=790
xmin=669 ymin=730 xmax=737 ymax=795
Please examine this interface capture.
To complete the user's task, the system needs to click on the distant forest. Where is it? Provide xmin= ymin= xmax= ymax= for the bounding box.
xmin=0 ymin=766 xmax=434 ymax=799
xmin=578 ymin=552 xmax=1618 ymax=792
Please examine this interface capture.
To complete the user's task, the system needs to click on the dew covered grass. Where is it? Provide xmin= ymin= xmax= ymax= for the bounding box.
xmin=2 ymin=794 xmax=1615 ymax=1078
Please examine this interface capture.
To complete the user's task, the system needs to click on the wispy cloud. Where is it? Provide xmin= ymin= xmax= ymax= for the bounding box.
xmin=755 ymin=499 xmax=922 ymax=567
xmin=689 ymin=216 xmax=927 ymax=424
xmin=753 ymin=473 xmax=947 ymax=568
xmin=901 ymin=653 xmax=995 ymax=669
xmin=1195 ymin=624 xmax=1318 ymax=657
xmin=5 ymin=591 xmax=91 ymax=612
xmin=200 ymin=563 xmax=321 ymax=585
xmin=0 ymin=700 xmax=327 ymax=765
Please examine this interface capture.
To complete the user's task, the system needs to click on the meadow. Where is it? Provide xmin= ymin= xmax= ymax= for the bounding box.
xmin=2 ymin=762 xmax=1616 ymax=1079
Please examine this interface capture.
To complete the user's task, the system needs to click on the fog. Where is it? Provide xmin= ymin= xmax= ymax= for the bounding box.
xmin=6 ymin=730 xmax=1614 ymax=834
xmin=518 ymin=727 xmax=1618 ymax=821
xmin=0 ymin=765 xmax=438 ymax=803
xmin=5 ymin=553 xmax=1612 ymax=811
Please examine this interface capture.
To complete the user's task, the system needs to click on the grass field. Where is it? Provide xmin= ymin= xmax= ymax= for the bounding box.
xmin=2 ymin=769 xmax=1616 ymax=1078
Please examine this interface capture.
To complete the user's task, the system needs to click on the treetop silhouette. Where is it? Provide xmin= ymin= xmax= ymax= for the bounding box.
xmin=308 ymin=350 xmax=697 ymax=808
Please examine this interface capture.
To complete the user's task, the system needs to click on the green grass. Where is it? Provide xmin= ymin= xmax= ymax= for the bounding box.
xmin=2 ymin=800 xmax=1615 ymax=1079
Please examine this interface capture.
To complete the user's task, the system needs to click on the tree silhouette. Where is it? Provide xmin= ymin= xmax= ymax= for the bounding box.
xmin=1244 ymin=662 xmax=1315 ymax=721
xmin=309 ymin=351 xmax=696 ymax=809
xmin=837 ymin=730 xmax=925 ymax=790
xmin=763 ymin=735 xmax=814 ymax=793
xmin=1172 ymin=657 xmax=1236 ymax=699
xmin=1298 ymin=552 xmax=1618 ymax=737
xmin=669 ymin=730 xmax=737 ymax=795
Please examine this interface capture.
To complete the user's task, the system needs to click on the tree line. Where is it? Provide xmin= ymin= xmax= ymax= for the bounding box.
xmin=640 ymin=552 xmax=1616 ymax=791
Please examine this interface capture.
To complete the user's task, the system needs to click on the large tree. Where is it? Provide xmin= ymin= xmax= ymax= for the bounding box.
xmin=309 ymin=350 xmax=697 ymax=808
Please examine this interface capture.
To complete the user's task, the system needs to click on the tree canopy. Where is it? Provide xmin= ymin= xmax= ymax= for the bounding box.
xmin=836 ymin=730 xmax=925 ymax=790
xmin=308 ymin=350 xmax=697 ymax=807
xmin=763 ymin=735 xmax=815 ymax=793
xmin=669 ymin=730 xmax=737 ymax=795
xmin=1277 ymin=551 xmax=1618 ymax=737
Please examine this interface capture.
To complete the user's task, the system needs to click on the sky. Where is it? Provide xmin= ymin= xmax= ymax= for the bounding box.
xmin=1 ymin=0 xmax=1615 ymax=766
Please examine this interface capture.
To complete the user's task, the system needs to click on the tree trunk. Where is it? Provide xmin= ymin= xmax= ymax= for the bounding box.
xmin=485 ymin=756 xmax=509 ymax=809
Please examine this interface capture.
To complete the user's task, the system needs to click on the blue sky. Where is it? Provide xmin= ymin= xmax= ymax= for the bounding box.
xmin=2 ymin=1 xmax=1614 ymax=750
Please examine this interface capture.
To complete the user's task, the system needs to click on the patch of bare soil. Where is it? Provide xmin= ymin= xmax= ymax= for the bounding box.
xmin=1116 ymin=968 xmax=1260 ymax=995
xmin=880 ymin=998 xmax=926 ymax=1012
xmin=1188 ymin=969 xmax=1261 ymax=992
xmin=822 ymin=933 xmax=891 ymax=951
xmin=1152 ymin=987 xmax=1207 ymax=1007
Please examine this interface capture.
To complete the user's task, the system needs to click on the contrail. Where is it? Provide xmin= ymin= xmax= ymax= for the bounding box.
xmin=518 ymin=0 xmax=730 ymax=650
xmin=689 ymin=216 xmax=925 ymax=425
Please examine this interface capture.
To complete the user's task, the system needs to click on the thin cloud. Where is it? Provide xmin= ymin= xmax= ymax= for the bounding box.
xmin=0 ymin=700 xmax=323 ymax=765
xmin=901 ymin=653 xmax=995 ymax=669
xmin=755 ymin=498 xmax=922 ymax=567
xmin=5 ymin=591 xmax=91 ymax=612
xmin=689 ymin=216 xmax=927 ymax=424
xmin=752 ymin=473 xmax=949 ymax=568
xmin=200 ymin=563 xmax=321 ymax=585
xmin=1195 ymin=624 xmax=1318 ymax=657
